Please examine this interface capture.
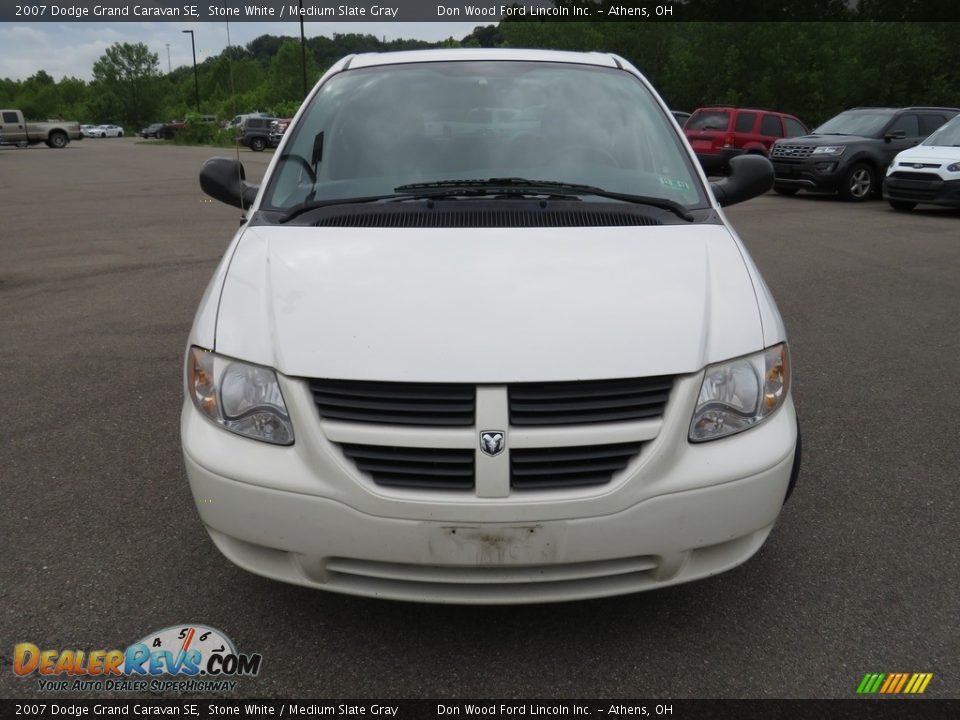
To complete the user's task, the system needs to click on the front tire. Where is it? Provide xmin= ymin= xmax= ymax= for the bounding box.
xmin=839 ymin=163 xmax=876 ymax=202
xmin=250 ymin=137 xmax=266 ymax=152
xmin=888 ymin=200 xmax=917 ymax=211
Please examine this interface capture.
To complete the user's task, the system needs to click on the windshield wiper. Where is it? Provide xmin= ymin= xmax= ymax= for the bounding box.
xmin=277 ymin=178 xmax=697 ymax=224
xmin=277 ymin=194 xmax=404 ymax=223
xmin=394 ymin=178 xmax=696 ymax=221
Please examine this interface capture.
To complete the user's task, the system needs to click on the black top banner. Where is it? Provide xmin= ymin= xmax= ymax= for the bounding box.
xmin=3 ymin=700 xmax=960 ymax=719
xmin=4 ymin=0 xmax=960 ymax=22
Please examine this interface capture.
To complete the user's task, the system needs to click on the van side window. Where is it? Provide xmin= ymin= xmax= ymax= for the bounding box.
xmin=760 ymin=114 xmax=784 ymax=137
xmin=734 ymin=112 xmax=757 ymax=133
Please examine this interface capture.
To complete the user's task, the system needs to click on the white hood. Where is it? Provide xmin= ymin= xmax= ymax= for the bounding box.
xmin=213 ymin=224 xmax=765 ymax=383
xmin=893 ymin=145 xmax=960 ymax=165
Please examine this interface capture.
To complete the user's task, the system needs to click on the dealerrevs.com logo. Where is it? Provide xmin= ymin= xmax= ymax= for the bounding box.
xmin=13 ymin=624 xmax=262 ymax=693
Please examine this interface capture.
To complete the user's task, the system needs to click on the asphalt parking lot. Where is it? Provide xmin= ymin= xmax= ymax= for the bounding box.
xmin=1 ymin=138 xmax=958 ymax=699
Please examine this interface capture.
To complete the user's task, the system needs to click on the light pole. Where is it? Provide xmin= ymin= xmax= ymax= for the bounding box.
xmin=182 ymin=29 xmax=200 ymax=113
xmin=165 ymin=43 xmax=171 ymax=74
xmin=298 ymin=1 xmax=307 ymax=97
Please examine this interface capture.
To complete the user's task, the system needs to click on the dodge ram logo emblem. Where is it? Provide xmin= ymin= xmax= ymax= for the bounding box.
xmin=480 ymin=431 xmax=505 ymax=457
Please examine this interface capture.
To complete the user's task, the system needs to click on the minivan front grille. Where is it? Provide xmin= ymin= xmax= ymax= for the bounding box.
xmin=511 ymin=442 xmax=643 ymax=490
xmin=309 ymin=379 xmax=475 ymax=426
xmin=340 ymin=444 xmax=475 ymax=490
xmin=509 ymin=376 xmax=672 ymax=426
xmin=315 ymin=376 xmax=669 ymax=494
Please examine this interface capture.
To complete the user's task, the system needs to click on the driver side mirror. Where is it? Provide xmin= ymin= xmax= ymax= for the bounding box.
xmin=709 ymin=154 xmax=774 ymax=207
xmin=199 ymin=157 xmax=260 ymax=209
xmin=884 ymin=130 xmax=907 ymax=142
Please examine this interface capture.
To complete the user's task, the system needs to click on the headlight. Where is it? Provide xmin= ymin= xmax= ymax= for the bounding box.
xmin=689 ymin=344 xmax=790 ymax=442
xmin=187 ymin=347 xmax=294 ymax=445
xmin=812 ymin=146 xmax=846 ymax=156
xmin=947 ymin=162 xmax=960 ymax=172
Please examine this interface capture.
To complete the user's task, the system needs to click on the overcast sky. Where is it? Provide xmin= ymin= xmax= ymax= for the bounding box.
xmin=0 ymin=22 xmax=490 ymax=81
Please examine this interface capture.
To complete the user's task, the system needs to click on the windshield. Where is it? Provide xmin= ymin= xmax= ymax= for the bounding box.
xmin=813 ymin=111 xmax=893 ymax=137
xmin=922 ymin=115 xmax=960 ymax=146
xmin=262 ymin=61 xmax=706 ymax=210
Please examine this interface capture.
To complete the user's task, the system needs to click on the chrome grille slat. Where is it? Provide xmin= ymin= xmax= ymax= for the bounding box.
xmin=771 ymin=144 xmax=814 ymax=159
xmin=309 ymin=379 xmax=475 ymax=426
xmin=511 ymin=442 xmax=642 ymax=490
xmin=340 ymin=444 xmax=475 ymax=489
xmin=509 ymin=377 xmax=670 ymax=426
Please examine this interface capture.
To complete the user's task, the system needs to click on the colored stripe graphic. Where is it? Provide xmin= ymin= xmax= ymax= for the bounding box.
xmin=879 ymin=674 xmax=897 ymax=693
xmin=857 ymin=673 xmax=884 ymax=693
xmin=893 ymin=673 xmax=909 ymax=693
xmin=857 ymin=672 xmax=932 ymax=694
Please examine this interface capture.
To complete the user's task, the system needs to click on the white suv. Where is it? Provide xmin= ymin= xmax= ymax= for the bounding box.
xmin=184 ymin=49 xmax=800 ymax=604
xmin=884 ymin=113 xmax=960 ymax=210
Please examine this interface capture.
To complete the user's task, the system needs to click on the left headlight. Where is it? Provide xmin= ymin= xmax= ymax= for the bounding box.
xmin=689 ymin=343 xmax=790 ymax=443
xmin=187 ymin=347 xmax=294 ymax=445
xmin=946 ymin=162 xmax=960 ymax=172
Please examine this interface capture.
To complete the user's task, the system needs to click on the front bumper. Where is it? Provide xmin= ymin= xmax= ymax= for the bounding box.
xmin=772 ymin=157 xmax=846 ymax=192
xmin=181 ymin=372 xmax=798 ymax=604
xmin=883 ymin=175 xmax=960 ymax=208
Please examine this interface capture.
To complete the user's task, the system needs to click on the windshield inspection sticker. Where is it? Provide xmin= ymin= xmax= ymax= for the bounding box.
xmin=659 ymin=176 xmax=693 ymax=192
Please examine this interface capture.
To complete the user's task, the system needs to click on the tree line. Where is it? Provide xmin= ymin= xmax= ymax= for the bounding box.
xmin=1 ymin=22 xmax=958 ymax=132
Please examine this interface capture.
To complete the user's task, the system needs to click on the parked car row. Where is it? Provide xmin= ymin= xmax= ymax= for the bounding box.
xmin=674 ymin=103 xmax=960 ymax=210
xmin=770 ymin=106 xmax=960 ymax=208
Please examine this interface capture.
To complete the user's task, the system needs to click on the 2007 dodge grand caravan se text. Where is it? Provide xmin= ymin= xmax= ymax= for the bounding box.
xmin=183 ymin=49 xmax=800 ymax=604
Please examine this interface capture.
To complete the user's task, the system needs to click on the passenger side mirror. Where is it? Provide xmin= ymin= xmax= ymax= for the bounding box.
xmin=709 ymin=154 xmax=774 ymax=207
xmin=199 ymin=157 xmax=260 ymax=209
xmin=884 ymin=130 xmax=906 ymax=142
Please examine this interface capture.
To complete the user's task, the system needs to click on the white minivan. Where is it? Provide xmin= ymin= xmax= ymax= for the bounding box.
xmin=884 ymin=113 xmax=960 ymax=210
xmin=184 ymin=49 xmax=800 ymax=604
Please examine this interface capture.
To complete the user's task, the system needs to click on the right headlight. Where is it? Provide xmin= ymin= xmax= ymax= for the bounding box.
xmin=689 ymin=343 xmax=790 ymax=442
xmin=187 ymin=347 xmax=294 ymax=445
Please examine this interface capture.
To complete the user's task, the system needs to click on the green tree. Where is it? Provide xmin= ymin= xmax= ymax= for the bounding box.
xmin=91 ymin=42 xmax=160 ymax=128
xmin=266 ymin=40 xmax=319 ymax=105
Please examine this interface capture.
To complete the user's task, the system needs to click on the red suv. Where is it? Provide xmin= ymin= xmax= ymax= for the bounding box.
xmin=684 ymin=107 xmax=808 ymax=173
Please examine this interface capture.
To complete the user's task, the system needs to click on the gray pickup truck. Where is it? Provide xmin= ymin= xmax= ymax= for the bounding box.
xmin=0 ymin=109 xmax=83 ymax=148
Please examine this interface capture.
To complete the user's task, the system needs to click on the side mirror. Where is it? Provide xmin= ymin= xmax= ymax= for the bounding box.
xmin=709 ymin=154 xmax=774 ymax=207
xmin=199 ymin=157 xmax=259 ymax=209
xmin=884 ymin=130 xmax=906 ymax=142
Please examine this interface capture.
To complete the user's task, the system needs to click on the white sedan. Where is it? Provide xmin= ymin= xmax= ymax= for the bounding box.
xmin=80 ymin=124 xmax=99 ymax=138
xmin=95 ymin=124 xmax=124 ymax=138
